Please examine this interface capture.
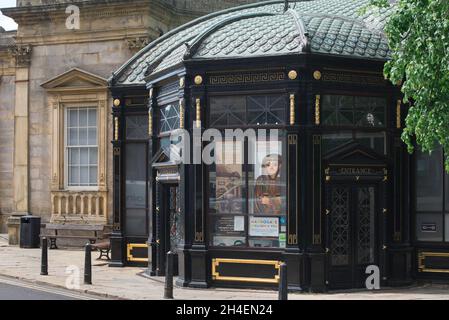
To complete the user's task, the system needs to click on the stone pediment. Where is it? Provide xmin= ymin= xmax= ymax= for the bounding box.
xmin=41 ymin=68 xmax=108 ymax=92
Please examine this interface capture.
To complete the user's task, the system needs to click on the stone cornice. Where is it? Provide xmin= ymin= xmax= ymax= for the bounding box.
xmin=14 ymin=27 xmax=156 ymax=46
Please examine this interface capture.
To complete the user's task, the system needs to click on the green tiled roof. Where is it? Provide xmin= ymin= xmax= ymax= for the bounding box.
xmin=111 ymin=0 xmax=394 ymax=86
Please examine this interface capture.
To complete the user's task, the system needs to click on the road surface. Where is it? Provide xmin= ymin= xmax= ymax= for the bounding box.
xmin=0 ymin=276 xmax=101 ymax=300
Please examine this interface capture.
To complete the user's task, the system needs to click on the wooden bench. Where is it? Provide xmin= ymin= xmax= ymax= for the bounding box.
xmin=41 ymin=224 xmax=106 ymax=250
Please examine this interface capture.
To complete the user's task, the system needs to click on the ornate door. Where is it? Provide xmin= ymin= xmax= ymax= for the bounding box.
xmin=326 ymin=183 xmax=378 ymax=289
xmin=156 ymin=184 xmax=182 ymax=276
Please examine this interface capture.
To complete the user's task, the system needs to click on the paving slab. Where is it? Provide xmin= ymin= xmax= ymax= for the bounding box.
xmin=1 ymin=235 xmax=449 ymax=300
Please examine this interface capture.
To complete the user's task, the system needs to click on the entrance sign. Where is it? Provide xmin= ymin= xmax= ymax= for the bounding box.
xmin=249 ymin=217 xmax=279 ymax=237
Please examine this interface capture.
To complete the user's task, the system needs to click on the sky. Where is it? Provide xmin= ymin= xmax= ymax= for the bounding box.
xmin=0 ymin=0 xmax=18 ymax=31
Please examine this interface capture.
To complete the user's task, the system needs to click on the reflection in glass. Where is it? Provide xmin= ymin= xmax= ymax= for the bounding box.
xmin=125 ymin=143 xmax=146 ymax=209
xmin=416 ymin=147 xmax=443 ymax=211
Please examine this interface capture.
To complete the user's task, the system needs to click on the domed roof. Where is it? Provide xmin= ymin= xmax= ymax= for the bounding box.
xmin=111 ymin=0 xmax=394 ymax=87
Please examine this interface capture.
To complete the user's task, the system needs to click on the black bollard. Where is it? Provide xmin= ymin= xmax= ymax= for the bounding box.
xmin=40 ymin=237 xmax=48 ymax=276
xmin=278 ymin=262 xmax=288 ymax=300
xmin=164 ymin=251 xmax=174 ymax=299
xmin=84 ymin=243 xmax=92 ymax=285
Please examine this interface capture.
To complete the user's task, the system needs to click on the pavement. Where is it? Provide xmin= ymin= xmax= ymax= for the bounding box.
xmin=1 ymin=234 xmax=449 ymax=300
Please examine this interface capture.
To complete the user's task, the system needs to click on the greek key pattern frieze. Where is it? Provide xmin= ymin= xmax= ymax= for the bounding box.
xmin=322 ymin=72 xmax=385 ymax=86
xmin=209 ymin=72 xmax=285 ymax=85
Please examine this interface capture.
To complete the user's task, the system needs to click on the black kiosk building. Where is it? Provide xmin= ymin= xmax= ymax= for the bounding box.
xmin=108 ymin=0 xmax=449 ymax=291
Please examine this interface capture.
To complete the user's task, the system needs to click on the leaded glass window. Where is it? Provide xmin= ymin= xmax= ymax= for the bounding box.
xmin=159 ymin=104 xmax=180 ymax=134
xmin=210 ymin=94 xmax=287 ymax=127
xmin=322 ymin=95 xmax=386 ymax=127
xmin=126 ymin=115 xmax=148 ymax=140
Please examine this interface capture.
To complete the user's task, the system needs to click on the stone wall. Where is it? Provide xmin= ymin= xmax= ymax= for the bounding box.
xmin=0 ymin=75 xmax=15 ymax=233
xmin=28 ymin=41 xmax=134 ymax=223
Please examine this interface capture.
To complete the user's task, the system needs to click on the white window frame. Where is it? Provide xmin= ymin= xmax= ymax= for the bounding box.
xmin=64 ymin=105 xmax=99 ymax=191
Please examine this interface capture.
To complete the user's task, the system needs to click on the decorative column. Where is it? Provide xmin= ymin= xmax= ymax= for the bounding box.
xmin=189 ymin=74 xmax=209 ymax=288
xmin=10 ymin=45 xmax=32 ymax=216
xmin=110 ymin=96 xmax=125 ymax=267
xmin=308 ymin=70 xmax=327 ymax=293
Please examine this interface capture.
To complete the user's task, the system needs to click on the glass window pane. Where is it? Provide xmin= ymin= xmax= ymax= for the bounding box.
xmin=79 ymin=128 xmax=88 ymax=146
xmin=322 ymin=95 xmax=354 ymax=126
xmin=125 ymin=143 xmax=147 ymax=209
xmin=159 ymin=104 xmax=180 ymax=133
xmin=78 ymin=109 xmax=88 ymax=127
xmin=68 ymin=149 xmax=80 ymax=166
xmin=354 ymin=97 xmax=386 ymax=127
xmin=88 ymin=128 xmax=97 ymax=145
xmin=416 ymin=213 xmax=443 ymax=242
xmin=125 ymin=209 xmax=147 ymax=237
xmin=88 ymin=109 xmax=97 ymax=127
xmin=248 ymin=135 xmax=287 ymax=249
xmin=79 ymin=148 xmax=89 ymax=165
xmin=80 ymin=166 xmax=89 ymax=185
xmin=69 ymin=166 xmax=79 ymax=185
xmin=89 ymin=148 xmax=98 ymax=165
xmin=416 ymin=147 xmax=443 ymax=211
xmin=68 ymin=128 xmax=78 ymax=146
xmin=209 ymin=140 xmax=246 ymax=247
xmin=446 ymin=214 xmax=449 ymax=242
xmin=247 ymin=95 xmax=286 ymax=125
xmin=210 ymin=96 xmax=246 ymax=127
xmin=68 ymin=109 xmax=78 ymax=127
xmin=126 ymin=115 xmax=148 ymax=140
xmin=445 ymin=173 xmax=449 ymax=210
xmin=89 ymin=166 xmax=98 ymax=185
xmin=355 ymin=132 xmax=386 ymax=155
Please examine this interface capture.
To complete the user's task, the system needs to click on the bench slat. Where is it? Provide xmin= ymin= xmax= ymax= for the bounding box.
xmin=45 ymin=224 xmax=105 ymax=231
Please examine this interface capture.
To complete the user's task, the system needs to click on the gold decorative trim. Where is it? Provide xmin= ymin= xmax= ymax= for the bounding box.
xmin=127 ymin=243 xmax=148 ymax=263
xmin=196 ymin=98 xmax=201 ymax=128
xmin=179 ymin=77 xmax=185 ymax=89
xmin=315 ymin=95 xmax=321 ymax=125
xmin=290 ymin=94 xmax=295 ymax=125
xmin=148 ymin=108 xmax=153 ymax=136
xmin=288 ymin=135 xmax=297 ymax=145
xmin=396 ymin=100 xmax=402 ymax=129
xmin=212 ymin=259 xmax=281 ymax=284
xmin=288 ymin=70 xmax=298 ymax=80
xmin=113 ymin=99 xmax=121 ymax=107
xmin=418 ymin=252 xmax=449 ymax=274
xmin=313 ymin=70 xmax=322 ymax=80
xmin=195 ymin=232 xmax=204 ymax=242
xmin=114 ymin=117 xmax=119 ymax=141
xmin=179 ymin=99 xmax=185 ymax=129
xmin=194 ymin=75 xmax=203 ymax=85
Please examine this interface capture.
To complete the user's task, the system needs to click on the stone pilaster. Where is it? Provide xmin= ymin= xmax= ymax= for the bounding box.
xmin=10 ymin=45 xmax=32 ymax=215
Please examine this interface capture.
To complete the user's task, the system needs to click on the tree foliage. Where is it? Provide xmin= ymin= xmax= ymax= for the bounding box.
xmin=370 ymin=0 xmax=449 ymax=168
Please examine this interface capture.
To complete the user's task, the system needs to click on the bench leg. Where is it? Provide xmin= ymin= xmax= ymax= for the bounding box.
xmin=97 ymin=249 xmax=111 ymax=260
xmin=49 ymin=238 xmax=58 ymax=250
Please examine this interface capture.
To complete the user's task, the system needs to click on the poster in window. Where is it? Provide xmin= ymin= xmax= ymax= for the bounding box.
xmin=249 ymin=217 xmax=279 ymax=237
xmin=214 ymin=141 xmax=244 ymax=214
xmin=251 ymin=140 xmax=285 ymax=215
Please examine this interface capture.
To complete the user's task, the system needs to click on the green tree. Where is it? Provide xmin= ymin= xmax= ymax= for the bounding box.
xmin=369 ymin=0 xmax=449 ymax=168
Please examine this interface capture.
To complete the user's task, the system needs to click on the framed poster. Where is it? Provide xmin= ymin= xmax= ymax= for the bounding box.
xmin=249 ymin=217 xmax=279 ymax=237
xmin=249 ymin=139 xmax=285 ymax=215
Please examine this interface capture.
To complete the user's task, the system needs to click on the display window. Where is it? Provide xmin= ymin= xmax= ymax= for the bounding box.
xmin=208 ymin=134 xmax=287 ymax=249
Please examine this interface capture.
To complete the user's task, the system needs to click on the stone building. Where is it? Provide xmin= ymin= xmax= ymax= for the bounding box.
xmin=0 ymin=0 xmax=262 ymax=234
